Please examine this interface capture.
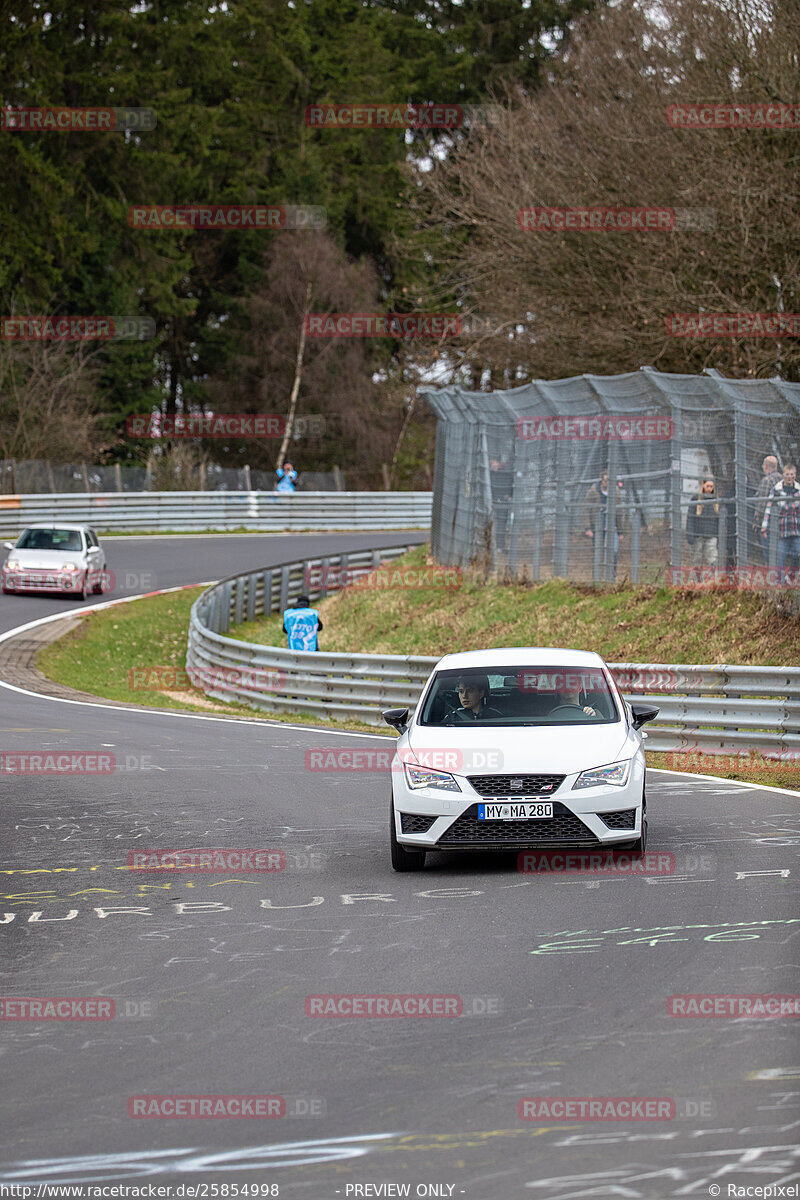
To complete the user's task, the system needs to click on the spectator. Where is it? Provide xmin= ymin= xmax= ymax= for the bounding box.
xmin=489 ymin=458 xmax=513 ymax=551
xmin=686 ymin=477 xmax=720 ymax=568
xmin=583 ymin=471 xmax=624 ymax=575
xmin=282 ymin=595 xmax=323 ymax=651
xmin=752 ymin=454 xmax=782 ymax=563
xmin=762 ymin=463 xmax=800 ymax=583
xmin=275 ymin=461 xmax=298 ymax=493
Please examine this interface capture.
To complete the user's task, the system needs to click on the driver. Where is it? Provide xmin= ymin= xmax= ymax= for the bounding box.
xmin=449 ymin=674 xmax=502 ymax=722
xmin=552 ymin=675 xmax=598 ymax=717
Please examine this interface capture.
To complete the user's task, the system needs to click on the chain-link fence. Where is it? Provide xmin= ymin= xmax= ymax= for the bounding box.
xmin=421 ymin=368 xmax=800 ymax=586
xmin=0 ymin=460 xmax=347 ymax=494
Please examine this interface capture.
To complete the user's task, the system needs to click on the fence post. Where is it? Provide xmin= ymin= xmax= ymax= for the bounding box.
xmin=246 ymin=572 xmax=257 ymax=622
xmin=631 ymin=506 xmax=640 ymax=584
xmin=279 ymin=565 xmax=290 ymax=614
xmin=114 ymin=462 xmax=122 ymax=492
xmin=718 ymin=503 xmax=727 ymax=577
xmin=768 ymin=515 xmax=780 ymax=567
xmin=553 ymin=442 xmax=569 ymax=578
xmin=262 ymin=569 xmax=273 ymax=617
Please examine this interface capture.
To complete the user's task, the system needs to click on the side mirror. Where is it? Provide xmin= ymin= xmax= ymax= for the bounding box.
xmin=383 ymin=707 xmax=409 ymax=735
xmin=631 ymin=703 xmax=659 ymax=730
xmin=3 ymin=542 xmax=13 ymax=551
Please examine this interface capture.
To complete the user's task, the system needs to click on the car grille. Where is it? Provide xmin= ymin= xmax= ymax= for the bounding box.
xmin=599 ymin=809 xmax=637 ymax=829
xmin=466 ymin=774 xmax=565 ymax=797
xmin=400 ymin=813 xmax=438 ymax=834
xmin=438 ymin=802 xmax=598 ymax=846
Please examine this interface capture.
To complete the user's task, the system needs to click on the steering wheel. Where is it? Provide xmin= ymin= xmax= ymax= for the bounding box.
xmin=548 ymin=704 xmax=591 ymax=718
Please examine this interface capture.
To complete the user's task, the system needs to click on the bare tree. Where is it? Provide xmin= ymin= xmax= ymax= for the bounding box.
xmin=411 ymin=0 xmax=800 ymax=382
xmin=0 ymin=337 xmax=109 ymax=463
xmin=205 ymin=229 xmax=418 ymax=485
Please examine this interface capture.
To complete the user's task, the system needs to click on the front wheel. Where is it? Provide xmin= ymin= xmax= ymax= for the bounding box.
xmin=390 ymin=798 xmax=426 ymax=872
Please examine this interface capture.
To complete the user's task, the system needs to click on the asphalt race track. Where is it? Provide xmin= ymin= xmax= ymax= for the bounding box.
xmin=0 ymin=533 xmax=798 ymax=1198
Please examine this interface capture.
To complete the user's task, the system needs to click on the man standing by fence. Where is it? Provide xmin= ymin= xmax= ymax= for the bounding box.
xmin=752 ymin=454 xmax=782 ymax=563
xmin=762 ymin=463 xmax=800 ymax=583
xmin=583 ymin=471 xmax=624 ymax=577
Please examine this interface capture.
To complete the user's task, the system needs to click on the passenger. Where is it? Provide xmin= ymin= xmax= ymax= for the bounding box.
xmin=449 ymin=674 xmax=502 ymax=722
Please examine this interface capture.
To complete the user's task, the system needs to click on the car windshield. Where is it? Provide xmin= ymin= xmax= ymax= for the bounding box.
xmin=417 ymin=665 xmax=621 ymax=726
xmin=16 ymin=528 xmax=83 ymax=553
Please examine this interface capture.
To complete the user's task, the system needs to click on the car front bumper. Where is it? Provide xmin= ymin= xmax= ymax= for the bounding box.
xmin=2 ymin=568 xmax=85 ymax=593
xmin=391 ymin=762 xmax=645 ymax=850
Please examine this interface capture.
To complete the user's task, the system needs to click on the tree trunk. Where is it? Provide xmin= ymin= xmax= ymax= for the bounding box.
xmin=277 ymin=281 xmax=313 ymax=466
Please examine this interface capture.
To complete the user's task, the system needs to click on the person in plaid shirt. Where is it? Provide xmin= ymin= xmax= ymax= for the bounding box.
xmin=762 ymin=463 xmax=800 ymax=582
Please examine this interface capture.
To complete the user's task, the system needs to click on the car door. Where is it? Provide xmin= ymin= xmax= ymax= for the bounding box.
xmin=85 ymin=528 xmax=103 ymax=584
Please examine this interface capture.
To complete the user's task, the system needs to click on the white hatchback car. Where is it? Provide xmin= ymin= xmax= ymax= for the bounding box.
xmin=2 ymin=524 xmax=107 ymax=600
xmin=384 ymin=647 xmax=658 ymax=872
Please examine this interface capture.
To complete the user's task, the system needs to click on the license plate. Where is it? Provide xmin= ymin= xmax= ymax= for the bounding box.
xmin=478 ymin=801 xmax=553 ymax=820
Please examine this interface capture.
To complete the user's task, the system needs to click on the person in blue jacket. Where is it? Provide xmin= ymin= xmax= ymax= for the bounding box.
xmin=275 ymin=461 xmax=298 ymax=493
xmin=282 ymin=595 xmax=323 ymax=651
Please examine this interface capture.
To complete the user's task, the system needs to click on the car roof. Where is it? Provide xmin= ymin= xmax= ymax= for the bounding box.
xmin=22 ymin=523 xmax=91 ymax=532
xmin=433 ymin=647 xmax=608 ymax=670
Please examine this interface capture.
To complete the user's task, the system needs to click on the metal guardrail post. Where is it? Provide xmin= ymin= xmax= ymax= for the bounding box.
xmin=262 ymin=570 xmax=272 ymax=616
xmin=279 ymin=566 xmax=289 ymax=614
xmin=233 ymin=577 xmax=244 ymax=626
xmin=219 ymin=582 xmax=233 ymax=634
xmin=246 ymin=572 xmax=257 ymax=622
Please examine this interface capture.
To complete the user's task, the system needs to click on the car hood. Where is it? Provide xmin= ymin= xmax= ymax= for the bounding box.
xmin=5 ymin=549 xmax=86 ymax=569
xmin=403 ymin=721 xmax=633 ymax=776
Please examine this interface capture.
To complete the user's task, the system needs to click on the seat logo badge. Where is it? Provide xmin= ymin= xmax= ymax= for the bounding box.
xmin=510 ymin=779 xmax=523 ymax=789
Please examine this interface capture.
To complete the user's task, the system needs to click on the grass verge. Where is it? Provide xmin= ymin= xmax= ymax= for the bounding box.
xmin=36 ymin=588 xmax=383 ymax=735
xmin=35 ymin=551 xmax=800 ymax=791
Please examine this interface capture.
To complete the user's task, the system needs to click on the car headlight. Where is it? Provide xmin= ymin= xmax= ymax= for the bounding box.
xmin=573 ymin=760 xmax=631 ymax=789
xmin=4 ymin=560 xmax=20 ymax=570
xmin=403 ymin=762 xmax=462 ymax=792
xmin=61 ymin=563 xmax=79 ymax=571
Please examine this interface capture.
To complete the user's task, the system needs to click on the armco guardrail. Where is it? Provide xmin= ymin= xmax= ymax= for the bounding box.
xmin=0 ymin=491 xmax=432 ymax=536
xmin=186 ymin=549 xmax=800 ymax=755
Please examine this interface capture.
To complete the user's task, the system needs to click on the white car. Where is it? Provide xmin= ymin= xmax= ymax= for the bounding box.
xmin=384 ymin=647 xmax=658 ymax=872
xmin=1 ymin=524 xmax=107 ymax=600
